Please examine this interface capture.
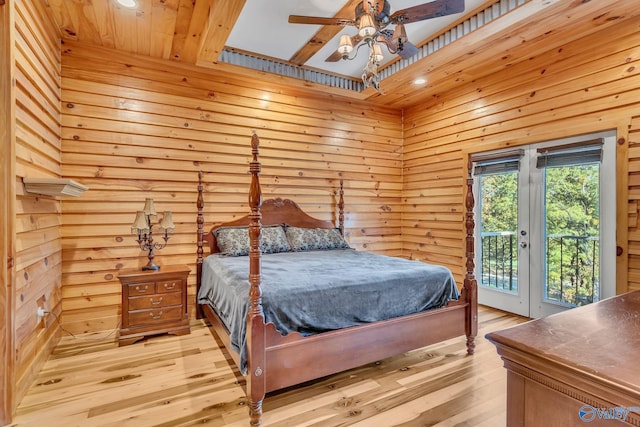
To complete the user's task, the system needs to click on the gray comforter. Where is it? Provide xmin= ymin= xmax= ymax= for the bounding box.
xmin=197 ymin=249 xmax=459 ymax=372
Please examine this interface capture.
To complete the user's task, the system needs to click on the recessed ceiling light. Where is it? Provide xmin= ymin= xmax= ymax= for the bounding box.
xmin=413 ymin=78 xmax=427 ymax=85
xmin=116 ymin=0 xmax=137 ymax=8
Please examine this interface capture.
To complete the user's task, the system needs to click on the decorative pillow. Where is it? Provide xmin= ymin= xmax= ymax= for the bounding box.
xmin=261 ymin=226 xmax=291 ymax=254
xmin=215 ymin=225 xmax=290 ymax=256
xmin=285 ymin=226 xmax=351 ymax=252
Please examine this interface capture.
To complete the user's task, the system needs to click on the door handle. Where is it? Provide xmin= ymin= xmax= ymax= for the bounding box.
xmin=520 ymin=242 xmax=528 ymax=248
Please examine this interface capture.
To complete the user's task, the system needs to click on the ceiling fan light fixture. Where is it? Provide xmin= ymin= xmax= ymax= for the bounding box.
xmin=358 ymin=14 xmax=376 ymax=38
xmin=289 ymin=0 xmax=467 ymax=94
xmin=338 ymin=35 xmax=354 ymax=56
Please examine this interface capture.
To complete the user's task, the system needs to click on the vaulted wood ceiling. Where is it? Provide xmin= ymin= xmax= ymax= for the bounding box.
xmin=45 ymin=0 xmax=639 ymax=108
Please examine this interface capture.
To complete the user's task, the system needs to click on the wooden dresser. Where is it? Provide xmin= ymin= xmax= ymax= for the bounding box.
xmin=486 ymin=290 xmax=640 ymax=426
xmin=118 ymin=265 xmax=191 ymax=346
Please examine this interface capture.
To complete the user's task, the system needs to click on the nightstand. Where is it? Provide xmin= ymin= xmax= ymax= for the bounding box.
xmin=118 ymin=264 xmax=191 ymax=346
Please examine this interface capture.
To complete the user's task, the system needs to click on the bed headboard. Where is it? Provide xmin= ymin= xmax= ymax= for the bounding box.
xmin=204 ymin=196 xmax=343 ymax=253
xmin=196 ymin=150 xmax=345 ymax=254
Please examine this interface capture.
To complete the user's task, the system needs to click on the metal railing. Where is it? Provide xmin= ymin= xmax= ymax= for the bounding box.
xmin=480 ymin=231 xmax=517 ymax=292
xmin=480 ymin=232 xmax=599 ymax=306
xmin=545 ymin=234 xmax=599 ymax=306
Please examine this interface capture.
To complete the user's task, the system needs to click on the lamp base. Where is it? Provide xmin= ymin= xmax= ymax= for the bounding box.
xmin=142 ymin=262 xmax=160 ymax=271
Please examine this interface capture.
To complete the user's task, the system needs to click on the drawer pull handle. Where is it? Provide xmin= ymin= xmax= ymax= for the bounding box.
xmin=150 ymin=297 xmax=163 ymax=305
xmin=164 ymin=282 xmax=176 ymax=290
xmin=149 ymin=311 xmax=163 ymax=320
xmin=135 ymin=285 xmax=149 ymax=293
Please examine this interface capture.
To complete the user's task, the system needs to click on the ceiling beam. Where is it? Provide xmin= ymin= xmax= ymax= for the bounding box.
xmin=289 ymin=0 xmax=362 ymax=66
xmin=197 ymin=0 xmax=246 ymax=64
xmin=173 ymin=0 xmax=213 ymax=64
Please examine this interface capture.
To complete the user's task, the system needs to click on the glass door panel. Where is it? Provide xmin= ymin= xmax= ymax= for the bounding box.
xmin=544 ymin=163 xmax=600 ymax=307
xmin=475 ymin=156 xmax=530 ymax=317
xmin=474 ymin=130 xmax=616 ymax=319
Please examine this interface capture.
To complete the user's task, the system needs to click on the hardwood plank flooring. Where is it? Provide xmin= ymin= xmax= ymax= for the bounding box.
xmin=9 ymin=306 xmax=527 ymax=426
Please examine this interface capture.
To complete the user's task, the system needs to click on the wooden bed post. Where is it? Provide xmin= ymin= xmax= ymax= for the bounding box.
xmin=464 ymin=156 xmax=478 ymax=355
xmin=338 ymin=179 xmax=344 ymax=236
xmin=196 ymin=171 xmax=205 ymax=320
xmin=247 ymin=132 xmax=266 ymax=426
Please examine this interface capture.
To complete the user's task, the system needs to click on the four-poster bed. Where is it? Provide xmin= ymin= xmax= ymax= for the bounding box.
xmin=195 ymin=133 xmax=478 ymax=426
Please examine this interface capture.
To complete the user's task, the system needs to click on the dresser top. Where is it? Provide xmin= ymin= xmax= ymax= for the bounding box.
xmin=486 ymin=290 xmax=640 ymax=394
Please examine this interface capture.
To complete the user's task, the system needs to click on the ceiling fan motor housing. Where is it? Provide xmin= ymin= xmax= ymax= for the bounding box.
xmin=355 ymin=0 xmax=392 ymax=28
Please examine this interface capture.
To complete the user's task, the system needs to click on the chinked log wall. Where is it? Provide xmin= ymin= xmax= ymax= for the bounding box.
xmin=402 ymin=13 xmax=639 ymax=293
xmin=59 ymin=41 xmax=404 ymax=334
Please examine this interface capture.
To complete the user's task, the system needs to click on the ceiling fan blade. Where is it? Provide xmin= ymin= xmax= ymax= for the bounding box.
xmin=396 ymin=41 xmax=418 ymax=59
xmin=390 ymin=0 xmax=465 ymax=24
xmin=288 ymin=15 xmax=355 ymax=26
xmin=378 ymin=29 xmax=419 ymax=60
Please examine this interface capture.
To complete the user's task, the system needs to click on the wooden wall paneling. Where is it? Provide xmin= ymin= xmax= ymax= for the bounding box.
xmin=57 ymin=84 xmax=403 ymax=146
xmin=59 ymin=43 xmax=404 ymax=334
xmin=404 ymin=14 xmax=638 ymax=126
xmin=616 ymin=123 xmax=630 ymax=295
xmin=403 ymin=17 xmax=640 ymax=144
xmin=628 ymin=115 xmax=640 ymax=292
xmin=1 ymin=0 xmax=16 ymax=423
xmin=12 ymin=0 xmax=62 ymax=415
xmin=402 ymin=14 xmax=639 ymax=294
xmin=382 ymin=0 xmax=640 ymax=109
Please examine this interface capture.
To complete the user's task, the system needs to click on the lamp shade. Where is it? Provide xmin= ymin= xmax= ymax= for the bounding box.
xmin=131 ymin=210 xmax=149 ymax=234
xmin=392 ymin=23 xmax=407 ymax=45
xmin=142 ymin=198 xmax=157 ymax=219
xmin=372 ymin=43 xmax=384 ymax=63
xmin=159 ymin=211 xmax=175 ymax=232
xmin=338 ymin=35 xmax=354 ymax=55
xmin=358 ymin=14 xmax=376 ymax=37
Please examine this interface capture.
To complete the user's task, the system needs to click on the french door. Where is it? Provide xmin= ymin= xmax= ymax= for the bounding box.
xmin=472 ymin=131 xmax=616 ymax=318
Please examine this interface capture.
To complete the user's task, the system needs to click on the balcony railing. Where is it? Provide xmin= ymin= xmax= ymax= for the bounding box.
xmin=480 ymin=232 xmax=517 ymax=293
xmin=545 ymin=234 xmax=599 ymax=306
xmin=480 ymin=232 xmax=599 ymax=306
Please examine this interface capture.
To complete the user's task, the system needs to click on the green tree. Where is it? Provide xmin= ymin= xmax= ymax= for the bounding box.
xmin=481 ymin=172 xmax=518 ymax=232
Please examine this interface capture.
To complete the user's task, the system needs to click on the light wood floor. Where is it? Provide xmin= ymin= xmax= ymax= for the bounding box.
xmin=9 ymin=306 xmax=527 ymax=427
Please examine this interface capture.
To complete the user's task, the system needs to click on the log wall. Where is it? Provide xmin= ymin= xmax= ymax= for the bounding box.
xmin=12 ymin=0 xmax=63 ymax=413
xmin=59 ymin=42 xmax=403 ymax=334
xmin=402 ymin=13 xmax=639 ymax=293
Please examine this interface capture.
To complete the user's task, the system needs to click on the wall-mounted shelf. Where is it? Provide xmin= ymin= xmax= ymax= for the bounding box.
xmin=22 ymin=178 xmax=88 ymax=197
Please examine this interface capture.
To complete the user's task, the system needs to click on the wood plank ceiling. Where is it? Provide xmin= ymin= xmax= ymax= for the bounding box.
xmin=45 ymin=0 xmax=639 ymax=109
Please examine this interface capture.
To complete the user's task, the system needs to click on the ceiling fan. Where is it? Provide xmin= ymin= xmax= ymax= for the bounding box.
xmin=289 ymin=0 xmax=465 ymax=92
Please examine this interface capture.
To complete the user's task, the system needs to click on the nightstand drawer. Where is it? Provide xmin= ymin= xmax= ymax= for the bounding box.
xmin=128 ymin=282 xmax=155 ymax=296
xmin=127 ymin=292 xmax=182 ymax=311
xmin=128 ymin=306 xmax=183 ymax=326
xmin=157 ymin=279 xmax=182 ymax=293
